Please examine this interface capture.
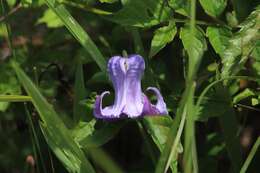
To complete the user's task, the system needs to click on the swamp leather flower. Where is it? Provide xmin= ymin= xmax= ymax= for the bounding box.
xmin=94 ymin=55 xmax=167 ymax=119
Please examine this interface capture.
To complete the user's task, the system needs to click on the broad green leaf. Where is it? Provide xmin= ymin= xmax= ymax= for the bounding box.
xmin=11 ymin=61 xmax=95 ymax=173
xmin=37 ymin=9 xmax=63 ymax=28
xmin=180 ymin=25 xmax=207 ymax=74
xmin=168 ymin=0 xmax=190 ymax=16
xmin=195 ymin=88 xmax=231 ymax=121
xmin=199 ymin=0 xmax=227 ymax=17
xmin=149 ymin=21 xmax=177 ymax=58
xmin=107 ymin=0 xmax=171 ymax=27
xmin=206 ymin=26 xmax=232 ymax=58
xmin=221 ymin=7 xmax=260 ymax=79
xmin=43 ymin=0 xmax=106 ymax=71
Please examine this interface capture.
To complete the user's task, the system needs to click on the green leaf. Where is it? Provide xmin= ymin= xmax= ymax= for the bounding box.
xmin=168 ymin=0 xmax=190 ymax=16
xmin=42 ymin=0 xmax=106 ymax=71
xmin=195 ymin=88 xmax=231 ymax=121
xmin=107 ymin=0 xmax=171 ymax=27
xmin=37 ymin=9 xmax=64 ymax=28
xmin=206 ymin=26 xmax=232 ymax=58
xmin=78 ymin=122 xmax=124 ymax=148
xmin=180 ymin=25 xmax=207 ymax=74
xmin=199 ymin=0 xmax=227 ymax=17
xmin=221 ymin=7 xmax=260 ymax=79
xmin=12 ymin=61 xmax=95 ymax=173
xmin=149 ymin=21 xmax=177 ymax=58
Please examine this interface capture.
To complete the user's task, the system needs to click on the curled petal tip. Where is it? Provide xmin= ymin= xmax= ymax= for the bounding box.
xmin=93 ymin=91 xmax=110 ymax=119
xmin=145 ymin=87 xmax=168 ymax=115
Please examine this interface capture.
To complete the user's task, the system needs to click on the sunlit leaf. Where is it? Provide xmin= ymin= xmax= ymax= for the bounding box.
xmin=199 ymin=0 xmax=227 ymax=17
xmin=221 ymin=7 xmax=260 ymax=79
xmin=168 ymin=0 xmax=190 ymax=16
xmin=206 ymin=26 xmax=232 ymax=58
xmin=37 ymin=9 xmax=63 ymax=28
xmin=149 ymin=21 xmax=177 ymax=58
xmin=180 ymin=25 xmax=207 ymax=73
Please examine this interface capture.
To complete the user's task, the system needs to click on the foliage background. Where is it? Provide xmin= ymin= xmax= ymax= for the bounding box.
xmin=0 ymin=0 xmax=260 ymax=173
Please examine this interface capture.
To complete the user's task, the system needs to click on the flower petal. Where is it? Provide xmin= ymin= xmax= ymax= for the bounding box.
xmin=142 ymin=94 xmax=160 ymax=115
xmin=121 ymin=55 xmax=145 ymax=118
xmin=93 ymin=91 xmax=121 ymax=119
xmin=107 ymin=56 xmax=127 ymax=117
xmin=145 ymin=87 xmax=168 ymax=115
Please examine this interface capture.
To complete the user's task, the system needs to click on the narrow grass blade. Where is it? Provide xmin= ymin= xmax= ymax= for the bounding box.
xmin=25 ymin=104 xmax=48 ymax=173
xmin=240 ymin=137 xmax=260 ymax=173
xmin=0 ymin=95 xmax=31 ymax=102
xmin=12 ymin=61 xmax=95 ymax=173
xmin=73 ymin=61 xmax=87 ymax=124
xmin=43 ymin=0 xmax=106 ymax=71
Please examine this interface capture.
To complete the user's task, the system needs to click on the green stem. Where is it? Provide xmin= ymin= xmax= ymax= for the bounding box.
xmin=240 ymin=137 xmax=260 ymax=173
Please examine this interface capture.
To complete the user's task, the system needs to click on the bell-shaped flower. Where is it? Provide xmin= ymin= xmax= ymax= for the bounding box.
xmin=94 ymin=55 xmax=168 ymax=119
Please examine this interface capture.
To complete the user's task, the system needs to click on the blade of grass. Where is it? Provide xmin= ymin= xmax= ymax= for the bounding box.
xmin=25 ymin=104 xmax=48 ymax=173
xmin=43 ymin=0 xmax=106 ymax=71
xmin=0 ymin=95 xmax=31 ymax=102
xmin=25 ymin=105 xmax=41 ymax=173
xmin=12 ymin=61 xmax=96 ymax=173
xmin=240 ymin=137 xmax=260 ymax=173
xmin=73 ymin=61 xmax=87 ymax=124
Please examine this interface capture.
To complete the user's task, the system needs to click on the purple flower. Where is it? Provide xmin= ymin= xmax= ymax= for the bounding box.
xmin=94 ymin=55 xmax=168 ymax=119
